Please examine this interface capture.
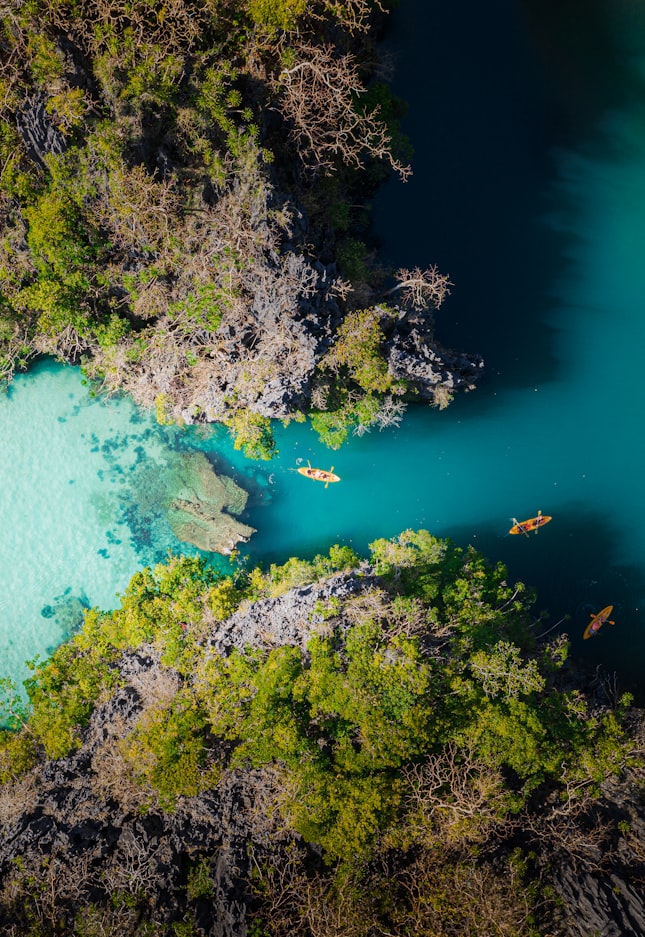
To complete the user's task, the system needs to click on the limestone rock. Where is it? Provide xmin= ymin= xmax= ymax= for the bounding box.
xmin=387 ymin=316 xmax=484 ymax=396
xmin=167 ymin=451 xmax=256 ymax=554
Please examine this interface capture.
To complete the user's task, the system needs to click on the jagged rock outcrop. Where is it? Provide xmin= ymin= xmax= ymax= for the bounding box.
xmin=205 ymin=567 xmax=375 ymax=656
xmin=15 ymin=94 xmax=67 ymax=167
xmin=387 ymin=313 xmax=484 ymax=397
xmin=167 ymin=451 xmax=256 ymax=554
xmin=548 ymin=772 xmax=645 ymax=937
xmin=0 ymin=573 xmax=367 ymax=934
xmin=0 ymin=650 xmax=285 ymax=935
xmin=1 ymin=572 xmax=643 ymax=936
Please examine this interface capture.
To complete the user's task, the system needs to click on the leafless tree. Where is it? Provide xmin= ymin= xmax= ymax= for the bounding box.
xmin=249 ymin=839 xmax=374 ymax=937
xmin=314 ymin=0 xmax=387 ymax=34
xmin=2 ymin=849 xmax=96 ymax=929
xmin=274 ymin=42 xmax=411 ymax=180
xmin=373 ymin=393 xmax=407 ymax=429
xmin=401 ymin=742 xmax=509 ymax=847
xmin=101 ymin=827 xmax=167 ymax=898
xmin=393 ymin=847 xmax=536 ymax=937
xmin=0 ymin=772 xmax=39 ymax=827
xmin=384 ymin=264 xmax=453 ymax=311
xmin=34 ymin=322 xmax=87 ymax=361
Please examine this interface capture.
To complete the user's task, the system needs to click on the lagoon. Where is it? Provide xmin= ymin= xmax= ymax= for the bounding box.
xmin=2 ymin=0 xmax=645 ymax=700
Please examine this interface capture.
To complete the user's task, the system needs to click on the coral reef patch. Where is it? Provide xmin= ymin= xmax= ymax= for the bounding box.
xmin=167 ymin=452 xmax=255 ymax=554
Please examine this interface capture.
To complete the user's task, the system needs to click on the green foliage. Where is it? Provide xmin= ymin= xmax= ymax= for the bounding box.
xmin=14 ymin=557 xmax=222 ymax=761
xmin=15 ymin=276 xmax=89 ymax=337
xmin=0 ymin=677 xmax=28 ymax=731
xmin=264 ymin=542 xmax=359 ymax=596
xmin=24 ymin=642 xmax=117 ymax=759
xmin=310 ymin=306 xmax=407 ymax=448
xmin=169 ymin=284 xmax=225 ymax=334
xmin=78 ymin=556 xmax=220 ymax=668
xmin=309 ymin=407 xmax=353 ymax=450
xmin=0 ymin=525 xmax=636 ymax=927
xmin=197 ymin=619 xmax=435 ymax=861
xmin=226 ymin=408 xmax=276 ymax=460
xmin=46 ymin=87 xmax=88 ymax=134
xmin=119 ymin=692 xmax=215 ymax=809
xmin=309 ymin=393 xmax=387 ymax=449
xmin=246 ymin=0 xmax=307 ymax=32
xmin=0 ymin=728 xmax=36 ymax=782
xmin=23 ymin=180 xmax=94 ymax=277
xmin=27 ymin=31 xmax=64 ymax=85
xmin=195 ymin=61 xmax=260 ymax=160
xmin=369 ymin=527 xmax=449 ymax=590
xmin=205 ymin=577 xmax=243 ymax=620
xmin=123 ymin=50 xmax=185 ymax=106
xmin=186 ymin=856 xmax=215 ymax=901
xmin=155 ymin=392 xmax=175 ymax=425
xmin=94 ymin=313 xmax=131 ymax=349
xmin=336 ymin=237 xmax=369 ymax=282
xmin=469 ymin=641 xmax=546 ymax=700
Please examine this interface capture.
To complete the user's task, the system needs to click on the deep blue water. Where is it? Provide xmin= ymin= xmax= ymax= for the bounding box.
xmin=2 ymin=0 xmax=645 ymax=700
xmin=367 ymin=0 xmax=645 ymax=693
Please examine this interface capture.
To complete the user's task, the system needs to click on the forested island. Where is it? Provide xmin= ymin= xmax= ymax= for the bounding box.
xmin=1 ymin=531 xmax=644 ymax=936
xmin=0 ymin=0 xmax=482 ymax=459
xmin=1 ymin=1 xmax=645 ymax=935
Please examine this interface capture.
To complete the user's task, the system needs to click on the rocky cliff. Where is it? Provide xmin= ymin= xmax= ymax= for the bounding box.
xmin=1 ymin=569 xmax=643 ymax=937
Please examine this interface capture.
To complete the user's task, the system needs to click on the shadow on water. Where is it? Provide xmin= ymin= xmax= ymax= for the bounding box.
xmin=371 ymin=0 xmax=571 ymax=396
xmin=519 ymin=0 xmax=645 ymax=134
xmin=447 ymin=504 xmax=645 ymax=702
xmin=366 ymin=0 xmax=645 ymax=700
xmin=373 ymin=0 xmax=645 ymax=405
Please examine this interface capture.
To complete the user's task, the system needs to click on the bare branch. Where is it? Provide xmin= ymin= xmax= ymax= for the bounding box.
xmin=385 ymin=264 xmax=452 ymax=311
xmin=275 ymin=43 xmax=411 ymax=180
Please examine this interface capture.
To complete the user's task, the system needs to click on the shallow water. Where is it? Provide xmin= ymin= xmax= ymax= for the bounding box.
xmin=0 ymin=360 xmax=248 ymax=695
xmin=3 ymin=0 xmax=645 ymax=700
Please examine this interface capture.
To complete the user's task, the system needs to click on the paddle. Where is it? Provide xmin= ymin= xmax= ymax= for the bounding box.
xmin=512 ymin=517 xmax=529 ymax=538
xmin=325 ymin=466 xmax=334 ymax=489
xmin=534 ymin=509 xmax=542 ymax=535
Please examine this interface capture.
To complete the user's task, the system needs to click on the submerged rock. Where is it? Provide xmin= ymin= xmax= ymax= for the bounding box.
xmin=167 ymin=451 xmax=256 ymax=554
xmin=41 ymin=590 xmax=89 ymax=640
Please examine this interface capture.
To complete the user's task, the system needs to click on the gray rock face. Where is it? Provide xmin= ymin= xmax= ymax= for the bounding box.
xmin=206 ymin=568 xmax=376 ymax=656
xmin=387 ymin=315 xmax=484 ymax=396
xmin=167 ymin=451 xmax=256 ymax=554
xmin=549 ymin=774 xmax=645 ymax=937
xmin=0 ymin=666 xmax=280 ymax=933
xmin=2 ymin=572 xmax=643 ymax=936
xmin=0 ymin=573 xmax=370 ymax=933
xmin=15 ymin=95 xmax=67 ymax=167
xmin=555 ymin=866 xmax=645 ymax=937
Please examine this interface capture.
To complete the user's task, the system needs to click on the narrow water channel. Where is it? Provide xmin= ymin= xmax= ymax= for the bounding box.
xmin=2 ymin=0 xmax=645 ymax=701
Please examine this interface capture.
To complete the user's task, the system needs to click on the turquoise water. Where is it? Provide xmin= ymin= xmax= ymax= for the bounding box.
xmin=3 ymin=0 xmax=645 ymax=699
xmin=366 ymin=0 xmax=645 ymax=692
xmin=0 ymin=360 xmax=253 ymax=696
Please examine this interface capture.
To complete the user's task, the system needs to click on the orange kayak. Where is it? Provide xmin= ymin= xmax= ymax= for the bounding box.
xmin=509 ymin=512 xmax=552 ymax=535
xmin=583 ymin=605 xmax=615 ymax=640
xmin=297 ymin=465 xmax=340 ymax=484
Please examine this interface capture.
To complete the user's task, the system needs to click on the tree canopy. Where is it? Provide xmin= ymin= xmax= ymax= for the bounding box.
xmin=0 ymin=0 xmax=479 ymax=459
xmin=0 ymin=531 xmax=639 ymax=934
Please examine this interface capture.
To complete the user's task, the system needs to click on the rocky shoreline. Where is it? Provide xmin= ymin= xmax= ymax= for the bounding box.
xmin=1 ymin=566 xmax=644 ymax=936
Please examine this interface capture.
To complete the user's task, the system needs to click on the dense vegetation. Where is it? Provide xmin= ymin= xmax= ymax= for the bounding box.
xmin=1 ymin=2 xmax=641 ymax=934
xmin=0 ymin=0 xmax=473 ymax=460
xmin=1 ymin=530 xmax=642 ymax=935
